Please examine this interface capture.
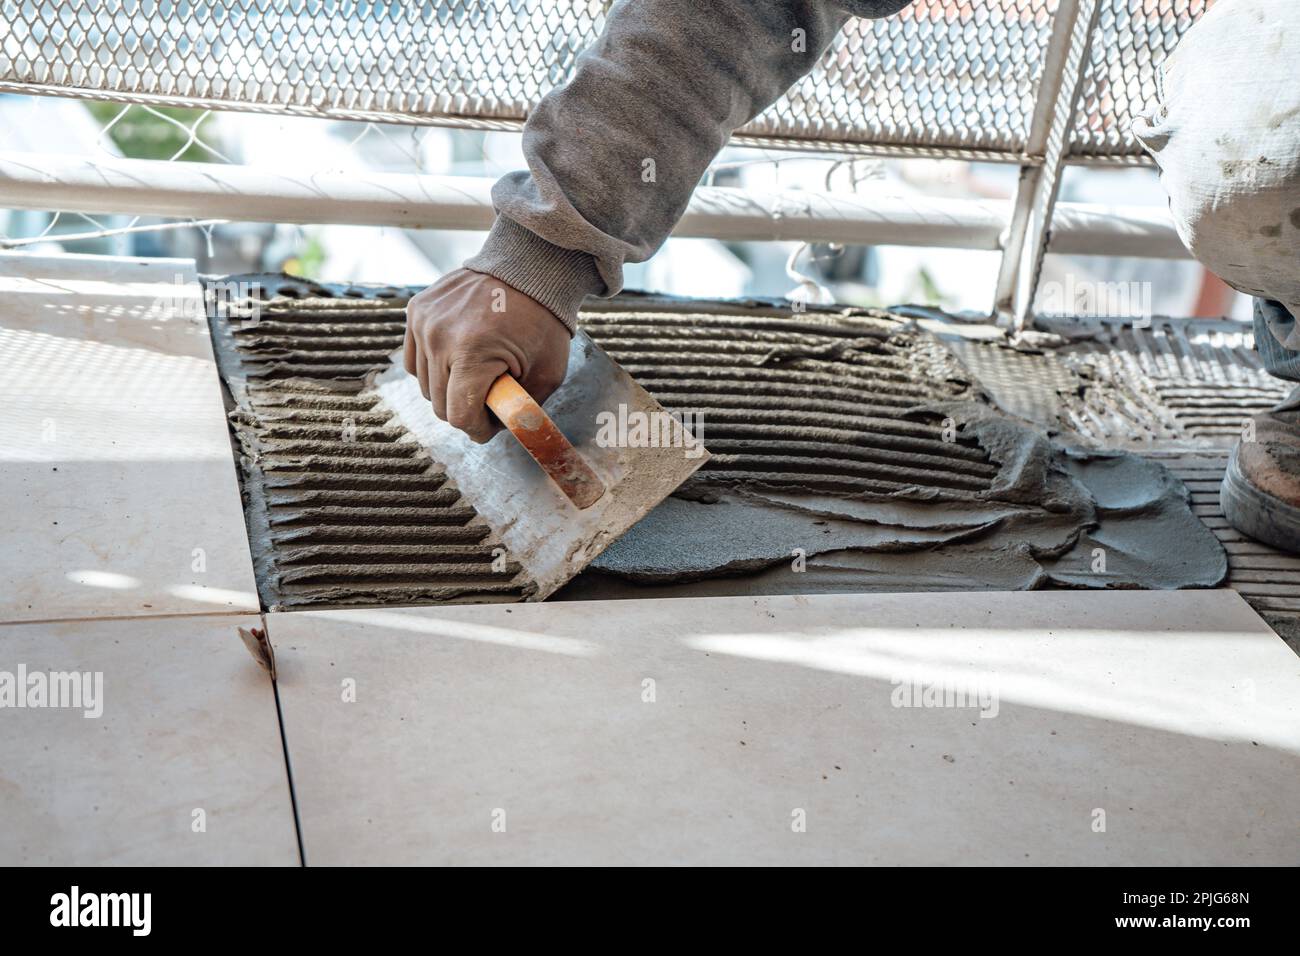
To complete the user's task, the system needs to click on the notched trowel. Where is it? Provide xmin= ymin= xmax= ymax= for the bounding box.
xmin=372 ymin=331 xmax=708 ymax=600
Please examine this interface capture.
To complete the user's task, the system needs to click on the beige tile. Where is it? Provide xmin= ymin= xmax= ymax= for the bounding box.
xmin=0 ymin=253 xmax=258 ymax=622
xmin=0 ymin=613 xmax=298 ymax=865
xmin=271 ymin=589 xmax=1300 ymax=865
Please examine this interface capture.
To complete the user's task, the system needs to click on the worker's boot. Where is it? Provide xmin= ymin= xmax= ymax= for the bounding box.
xmin=1221 ymin=388 xmax=1300 ymax=554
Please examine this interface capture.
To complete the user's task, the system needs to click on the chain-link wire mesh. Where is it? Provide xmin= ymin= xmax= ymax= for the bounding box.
xmin=0 ymin=98 xmax=231 ymax=249
xmin=1 ymin=87 xmax=912 ymax=269
xmin=0 ymin=0 xmax=1213 ymax=161
xmin=1070 ymin=0 xmax=1215 ymax=158
xmin=751 ymin=0 xmax=1055 ymax=156
xmin=0 ymin=1 xmax=605 ymax=122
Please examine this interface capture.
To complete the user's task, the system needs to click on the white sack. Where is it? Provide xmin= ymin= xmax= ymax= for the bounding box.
xmin=1134 ymin=0 xmax=1300 ymax=347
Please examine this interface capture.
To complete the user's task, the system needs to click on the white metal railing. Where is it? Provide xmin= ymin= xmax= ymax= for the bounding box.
xmin=0 ymin=149 xmax=1191 ymax=255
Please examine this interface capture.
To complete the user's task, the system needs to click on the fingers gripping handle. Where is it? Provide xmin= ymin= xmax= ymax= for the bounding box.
xmin=484 ymin=373 xmax=606 ymax=509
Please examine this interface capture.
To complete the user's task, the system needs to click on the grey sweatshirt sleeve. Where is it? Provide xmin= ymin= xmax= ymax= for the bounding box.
xmin=465 ymin=0 xmax=916 ymax=332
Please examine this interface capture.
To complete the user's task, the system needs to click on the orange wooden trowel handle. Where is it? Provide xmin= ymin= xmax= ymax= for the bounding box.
xmin=485 ymin=373 xmax=606 ymax=509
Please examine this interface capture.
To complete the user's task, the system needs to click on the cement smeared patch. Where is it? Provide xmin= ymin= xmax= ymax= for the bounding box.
xmin=591 ymin=493 xmax=1009 ymax=583
xmin=1043 ymin=451 xmax=1228 ymax=589
xmin=591 ymin=403 xmax=1227 ymax=592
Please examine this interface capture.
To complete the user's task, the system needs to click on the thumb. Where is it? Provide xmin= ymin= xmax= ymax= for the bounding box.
xmin=446 ymin=357 xmax=509 ymax=444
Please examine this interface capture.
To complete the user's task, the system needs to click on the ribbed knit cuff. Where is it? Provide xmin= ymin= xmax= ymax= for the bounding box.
xmin=464 ymin=216 xmax=605 ymax=335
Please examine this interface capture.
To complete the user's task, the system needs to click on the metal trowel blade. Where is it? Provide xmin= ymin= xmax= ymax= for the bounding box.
xmin=371 ymin=331 xmax=708 ymax=600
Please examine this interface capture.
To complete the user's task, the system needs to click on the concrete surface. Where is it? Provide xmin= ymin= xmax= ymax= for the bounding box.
xmin=0 ymin=252 xmax=258 ymax=622
xmin=0 ymin=613 xmax=298 ymax=865
xmin=269 ymin=589 xmax=1300 ymax=865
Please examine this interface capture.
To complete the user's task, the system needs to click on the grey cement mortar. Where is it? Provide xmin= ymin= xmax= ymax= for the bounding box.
xmin=1043 ymin=451 xmax=1228 ymax=589
xmin=205 ymin=278 xmax=1237 ymax=610
xmin=586 ymin=399 xmax=1227 ymax=594
xmin=589 ymin=493 xmax=1010 ymax=583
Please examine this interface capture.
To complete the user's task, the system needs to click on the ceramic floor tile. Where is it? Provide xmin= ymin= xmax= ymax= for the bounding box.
xmin=270 ymin=589 xmax=1300 ymax=866
xmin=0 ymin=252 xmax=258 ymax=622
xmin=0 ymin=612 xmax=298 ymax=865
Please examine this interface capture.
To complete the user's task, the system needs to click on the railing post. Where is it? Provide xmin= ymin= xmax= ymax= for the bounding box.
xmin=993 ymin=0 xmax=1103 ymax=331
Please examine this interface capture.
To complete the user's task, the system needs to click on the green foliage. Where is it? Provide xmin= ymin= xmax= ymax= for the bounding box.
xmin=282 ymin=234 xmax=328 ymax=280
xmin=915 ymin=266 xmax=947 ymax=306
xmin=84 ymin=102 xmax=221 ymax=163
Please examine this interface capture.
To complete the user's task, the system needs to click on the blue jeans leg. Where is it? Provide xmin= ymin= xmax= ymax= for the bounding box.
xmin=1255 ymin=298 xmax=1300 ymax=385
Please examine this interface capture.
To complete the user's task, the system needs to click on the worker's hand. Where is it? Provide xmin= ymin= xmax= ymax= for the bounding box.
xmin=403 ymin=268 xmax=570 ymax=443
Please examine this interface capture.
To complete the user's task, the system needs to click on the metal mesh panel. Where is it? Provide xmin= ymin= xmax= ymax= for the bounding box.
xmin=1070 ymin=0 xmax=1215 ymax=158
xmin=0 ymin=1 xmax=607 ymax=121
xmin=0 ymin=1 xmax=1213 ymax=159
xmin=750 ymin=0 xmax=1057 ymax=154
xmin=1 ymin=0 xmax=1054 ymax=158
